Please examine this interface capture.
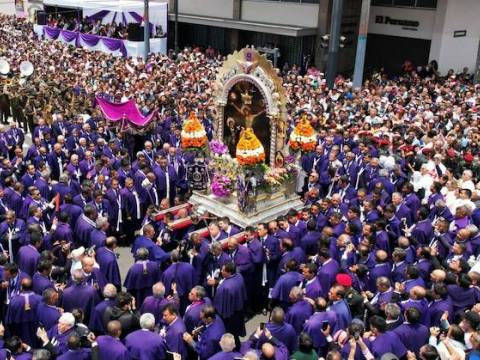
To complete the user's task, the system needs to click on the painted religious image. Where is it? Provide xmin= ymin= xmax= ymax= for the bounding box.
xmin=223 ymin=81 xmax=271 ymax=161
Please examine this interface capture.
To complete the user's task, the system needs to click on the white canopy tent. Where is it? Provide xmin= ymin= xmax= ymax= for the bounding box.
xmin=43 ymin=0 xmax=168 ymax=30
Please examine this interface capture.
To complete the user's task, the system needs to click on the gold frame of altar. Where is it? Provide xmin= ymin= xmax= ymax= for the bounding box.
xmin=214 ymin=48 xmax=288 ymax=167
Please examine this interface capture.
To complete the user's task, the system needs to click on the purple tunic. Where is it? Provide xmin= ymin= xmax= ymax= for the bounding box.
xmin=36 ymin=301 xmax=61 ymax=331
xmin=392 ymin=323 xmax=429 ymax=355
xmin=161 ymin=262 xmax=195 ymax=297
xmin=285 ymin=299 xmax=314 ymax=334
xmin=195 ymin=316 xmax=225 ymax=360
xmin=96 ymin=335 xmax=130 ymax=360
xmin=303 ymin=311 xmax=337 ymax=350
xmin=96 ymin=247 xmax=121 ymax=288
xmin=162 ymin=317 xmax=188 ymax=360
xmin=32 ymin=272 xmax=54 ymax=295
xmin=124 ymin=261 xmax=162 ymax=305
xmin=17 ymin=245 xmax=40 ymax=277
xmin=214 ymin=273 xmax=247 ymax=337
xmin=125 ymin=329 xmax=166 ymax=360
xmin=370 ymin=331 xmax=407 ymax=359
xmin=271 ymin=271 xmax=303 ymax=303
xmin=89 ymin=299 xmax=116 ymax=334
xmin=184 ymin=298 xmax=212 ymax=333
xmin=56 ymin=349 xmax=91 ymax=360
xmin=61 ymin=283 xmax=99 ymax=323
xmin=140 ymin=296 xmax=174 ymax=325
xmin=5 ymin=292 xmax=42 ymax=346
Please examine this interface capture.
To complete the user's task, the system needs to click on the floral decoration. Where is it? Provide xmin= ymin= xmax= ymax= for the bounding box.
xmin=236 ymin=128 xmax=266 ymax=166
xmin=209 ymin=140 xmax=228 ymax=156
xmin=181 ymin=111 xmax=208 ymax=150
xmin=210 ymin=173 xmax=232 ymax=198
xmin=288 ymin=114 xmax=317 ymax=152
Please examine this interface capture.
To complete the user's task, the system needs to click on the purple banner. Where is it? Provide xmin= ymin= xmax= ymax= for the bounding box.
xmin=43 ymin=26 xmax=61 ymax=40
xmin=96 ymin=96 xmax=157 ymax=127
xmin=42 ymin=26 xmax=127 ymax=58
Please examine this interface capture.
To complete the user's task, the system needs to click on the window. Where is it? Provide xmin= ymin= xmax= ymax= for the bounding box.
xmin=415 ymin=0 xmax=437 ymax=8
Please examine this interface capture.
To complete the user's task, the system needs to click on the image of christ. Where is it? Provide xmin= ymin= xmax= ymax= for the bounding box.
xmin=224 ymin=81 xmax=271 ymax=161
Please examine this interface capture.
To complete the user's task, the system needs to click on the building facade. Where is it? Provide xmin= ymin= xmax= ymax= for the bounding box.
xmin=168 ymin=0 xmax=480 ymax=77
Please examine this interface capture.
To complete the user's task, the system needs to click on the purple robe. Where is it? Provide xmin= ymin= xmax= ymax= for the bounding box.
xmin=195 ymin=315 xmax=225 ymax=360
xmin=303 ymin=311 xmax=337 ymax=351
xmin=317 ymin=258 xmax=340 ymax=294
xmin=328 ymin=299 xmax=352 ymax=332
xmin=89 ymin=299 xmax=116 ymax=334
xmin=184 ymin=298 xmax=212 ymax=333
xmin=162 ymin=317 xmax=188 ymax=360
xmin=61 ymin=283 xmax=99 ymax=323
xmin=125 ymin=329 xmax=166 ymax=360
xmin=427 ymin=298 xmax=453 ymax=327
xmin=265 ymin=321 xmax=298 ymax=354
xmin=304 ymin=277 xmax=324 ymax=299
xmin=96 ymin=335 xmax=130 ymax=360
xmin=271 ymin=271 xmax=303 ymax=304
xmin=124 ymin=261 xmax=161 ymax=305
xmin=213 ymin=273 xmax=247 ymax=337
xmin=36 ymin=301 xmax=61 ymax=330
xmin=161 ymin=262 xmax=195 ymax=297
xmin=208 ymin=351 xmax=243 ymax=360
xmin=140 ymin=296 xmax=175 ymax=325
xmin=51 ymin=222 xmax=74 ymax=245
xmin=73 ymin=215 xmax=95 ymax=248
xmin=370 ymin=331 xmax=407 ymax=359
xmin=56 ymin=349 xmax=91 ymax=360
xmin=46 ymin=326 xmax=76 ymax=356
xmin=96 ymin=247 xmax=121 ymax=288
xmin=32 ymin=272 xmax=54 ymax=295
xmin=5 ymin=292 xmax=42 ymax=346
xmin=89 ymin=229 xmax=107 ymax=248
xmin=286 ymin=299 xmax=314 ymax=334
xmin=447 ymin=284 xmax=477 ymax=314
xmin=17 ymin=245 xmax=40 ymax=277
xmin=393 ymin=323 xmax=429 ymax=355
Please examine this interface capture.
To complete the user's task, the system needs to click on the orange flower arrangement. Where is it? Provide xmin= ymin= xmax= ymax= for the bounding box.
xmin=181 ymin=112 xmax=208 ymax=150
xmin=289 ymin=115 xmax=317 ymax=152
xmin=236 ymin=128 xmax=265 ymax=166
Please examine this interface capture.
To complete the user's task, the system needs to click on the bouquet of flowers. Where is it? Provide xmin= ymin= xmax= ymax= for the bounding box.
xmin=210 ymin=173 xmax=233 ymax=198
xmin=263 ymin=167 xmax=290 ymax=186
xmin=288 ymin=115 xmax=317 ymax=153
xmin=181 ymin=112 xmax=208 ymax=151
xmin=236 ymin=128 xmax=266 ymax=166
xmin=209 ymin=140 xmax=228 ymax=156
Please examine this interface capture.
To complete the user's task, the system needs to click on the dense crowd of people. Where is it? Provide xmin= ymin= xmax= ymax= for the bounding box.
xmin=1 ymin=13 xmax=480 ymax=360
xmin=45 ymin=14 xmax=164 ymax=39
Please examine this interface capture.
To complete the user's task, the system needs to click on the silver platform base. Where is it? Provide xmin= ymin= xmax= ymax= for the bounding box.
xmin=189 ymin=191 xmax=304 ymax=228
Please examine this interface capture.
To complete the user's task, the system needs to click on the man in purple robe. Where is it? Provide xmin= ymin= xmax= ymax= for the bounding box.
xmin=271 ymin=260 xmax=303 ymax=310
xmin=160 ymin=304 xmax=188 ymax=359
xmin=206 ymin=333 xmax=242 ymax=360
xmin=183 ymin=285 xmax=211 ymax=333
xmin=213 ymin=262 xmax=247 ymax=344
xmin=32 ymin=259 xmax=55 ymax=295
xmin=303 ymin=297 xmax=337 ymax=355
xmin=95 ymin=237 xmax=121 ymax=289
xmin=300 ymin=262 xmax=324 ymax=298
xmin=36 ymin=288 xmax=62 ymax=331
xmin=89 ymin=284 xmax=117 ymax=335
xmin=427 ymin=283 xmax=453 ymax=327
xmin=124 ymin=247 xmax=162 ymax=305
xmin=316 ymin=248 xmax=340 ymax=293
xmin=41 ymin=312 xmax=78 ymax=357
xmin=59 ymin=195 xmax=83 ymax=229
xmin=96 ymin=320 xmax=130 ymax=360
xmin=183 ymin=305 xmax=226 ymax=360
xmin=263 ymin=307 xmax=298 ymax=354
xmin=161 ymin=250 xmax=195 ymax=313
xmin=392 ymin=307 xmax=429 ymax=356
xmin=125 ymin=313 xmax=166 ymax=360
xmin=369 ymin=315 xmax=408 ymax=359
xmin=140 ymin=282 xmax=179 ymax=325
xmin=285 ymin=287 xmax=314 ymax=334
xmin=73 ymin=206 xmax=97 ymax=248
xmin=0 ymin=210 xmax=26 ymax=260
xmin=327 ymin=284 xmax=352 ymax=332
xmin=61 ymin=269 xmax=99 ymax=324
xmin=51 ymin=212 xmax=74 ymax=245
xmin=17 ymin=232 xmax=42 ymax=277
xmin=5 ymin=277 xmax=41 ymax=346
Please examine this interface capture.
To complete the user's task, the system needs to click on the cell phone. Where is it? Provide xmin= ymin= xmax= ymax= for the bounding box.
xmin=259 ymin=322 xmax=265 ymax=330
xmin=322 ymin=320 xmax=329 ymax=331
xmin=354 ymin=331 xmax=360 ymax=340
